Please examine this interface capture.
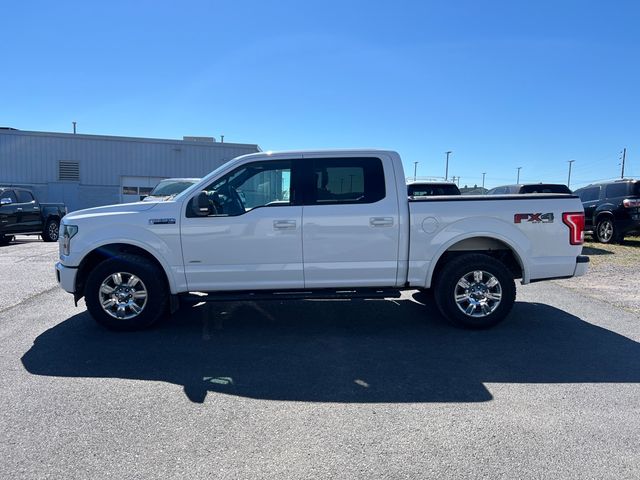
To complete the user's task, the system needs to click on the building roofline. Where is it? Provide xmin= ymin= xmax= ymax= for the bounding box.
xmin=0 ymin=128 xmax=260 ymax=149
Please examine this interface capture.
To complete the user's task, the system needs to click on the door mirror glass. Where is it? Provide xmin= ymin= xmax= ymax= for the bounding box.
xmin=0 ymin=198 xmax=12 ymax=205
xmin=190 ymin=191 xmax=210 ymax=217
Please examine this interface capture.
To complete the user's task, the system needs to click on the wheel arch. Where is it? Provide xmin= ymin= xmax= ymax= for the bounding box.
xmin=75 ymin=242 xmax=173 ymax=300
xmin=426 ymin=235 xmax=528 ymax=288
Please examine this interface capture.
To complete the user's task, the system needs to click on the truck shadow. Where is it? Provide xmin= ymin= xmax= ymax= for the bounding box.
xmin=21 ymin=296 xmax=640 ymax=404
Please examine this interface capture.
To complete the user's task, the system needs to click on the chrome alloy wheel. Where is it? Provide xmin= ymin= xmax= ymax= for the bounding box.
xmin=454 ymin=270 xmax=502 ymax=317
xmin=597 ymin=219 xmax=613 ymax=242
xmin=48 ymin=221 xmax=59 ymax=241
xmin=98 ymin=272 xmax=148 ymax=320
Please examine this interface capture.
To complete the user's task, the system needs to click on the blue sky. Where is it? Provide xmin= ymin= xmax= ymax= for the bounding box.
xmin=1 ymin=0 xmax=639 ymax=188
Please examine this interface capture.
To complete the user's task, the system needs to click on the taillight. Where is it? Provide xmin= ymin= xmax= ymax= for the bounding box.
xmin=562 ymin=212 xmax=585 ymax=245
xmin=623 ymin=198 xmax=640 ymax=208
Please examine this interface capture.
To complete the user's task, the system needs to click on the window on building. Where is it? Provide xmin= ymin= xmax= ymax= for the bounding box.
xmin=122 ymin=186 xmax=138 ymax=195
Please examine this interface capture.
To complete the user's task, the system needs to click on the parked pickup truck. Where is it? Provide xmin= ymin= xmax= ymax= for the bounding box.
xmin=0 ymin=187 xmax=66 ymax=245
xmin=55 ymin=150 xmax=588 ymax=330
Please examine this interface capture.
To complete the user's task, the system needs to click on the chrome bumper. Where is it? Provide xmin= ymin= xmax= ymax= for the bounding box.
xmin=55 ymin=262 xmax=77 ymax=293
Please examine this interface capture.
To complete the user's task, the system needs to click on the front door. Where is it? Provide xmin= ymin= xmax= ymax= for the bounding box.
xmin=0 ymin=190 xmax=19 ymax=234
xmin=301 ymin=154 xmax=401 ymax=288
xmin=15 ymin=190 xmax=42 ymax=232
xmin=180 ymin=158 xmax=304 ymax=291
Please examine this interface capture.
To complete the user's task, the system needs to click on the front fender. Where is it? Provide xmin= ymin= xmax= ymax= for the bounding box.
xmin=63 ymin=224 xmax=185 ymax=294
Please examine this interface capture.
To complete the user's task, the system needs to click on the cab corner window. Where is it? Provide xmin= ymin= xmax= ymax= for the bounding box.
xmin=187 ymin=160 xmax=292 ymax=217
xmin=310 ymin=157 xmax=385 ymax=205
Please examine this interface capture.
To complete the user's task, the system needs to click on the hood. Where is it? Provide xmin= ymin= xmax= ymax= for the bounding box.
xmin=63 ymin=201 xmax=159 ymax=222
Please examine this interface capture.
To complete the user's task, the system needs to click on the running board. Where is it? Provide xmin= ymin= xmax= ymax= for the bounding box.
xmin=179 ymin=288 xmax=403 ymax=303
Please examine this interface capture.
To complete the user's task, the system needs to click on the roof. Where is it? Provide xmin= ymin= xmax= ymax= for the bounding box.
xmin=0 ymin=128 xmax=260 ymax=149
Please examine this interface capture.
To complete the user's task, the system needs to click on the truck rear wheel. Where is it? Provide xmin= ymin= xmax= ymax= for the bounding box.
xmin=43 ymin=218 xmax=60 ymax=242
xmin=84 ymin=254 xmax=168 ymax=330
xmin=0 ymin=235 xmax=14 ymax=246
xmin=434 ymin=253 xmax=516 ymax=329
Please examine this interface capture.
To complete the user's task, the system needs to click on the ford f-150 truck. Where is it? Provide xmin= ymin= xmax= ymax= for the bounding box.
xmin=55 ymin=150 xmax=588 ymax=330
xmin=0 ymin=187 xmax=66 ymax=245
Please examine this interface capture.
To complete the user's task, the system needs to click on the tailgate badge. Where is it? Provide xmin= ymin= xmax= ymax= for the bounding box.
xmin=514 ymin=213 xmax=554 ymax=224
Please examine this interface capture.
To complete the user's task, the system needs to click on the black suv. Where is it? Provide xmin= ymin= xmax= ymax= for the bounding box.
xmin=573 ymin=179 xmax=640 ymax=243
xmin=487 ymin=183 xmax=572 ymax=195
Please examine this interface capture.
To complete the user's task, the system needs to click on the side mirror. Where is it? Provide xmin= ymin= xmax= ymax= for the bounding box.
xmin=190 ymin=191 xmax=210 ymax=217
xmin=0 ymin=198 xmax=12 ymax=206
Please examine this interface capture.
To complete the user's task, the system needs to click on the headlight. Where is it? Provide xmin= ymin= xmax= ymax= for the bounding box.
xmin=61 ymin=225 xmax=78 ymax=256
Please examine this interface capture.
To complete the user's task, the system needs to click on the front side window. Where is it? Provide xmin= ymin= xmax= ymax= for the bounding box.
xmin=189 ymin=160 xmax=292 ymax=216
xmin=0 ymin=190 xmax=18 ymax=204
xmin=309 ymin=157 xmax=385 ymax=205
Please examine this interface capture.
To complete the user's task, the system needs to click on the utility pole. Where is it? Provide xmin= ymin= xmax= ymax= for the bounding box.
xmin=516 ymin=167 xmax=522 ymax=184
xmin=72 ymin=121 xmax=77 ymax=134
xmin=621 ymin=148 xmax=626 ymax=179
xmin=567 ymin=160 xmax=575 ymax=188
xmin=482 ymin=172 xmax=486 ymax=189
xmin=445 ymin=151 xmax=452 ymax=181
xmin=413 ymin=161 xmax=418 ymax=181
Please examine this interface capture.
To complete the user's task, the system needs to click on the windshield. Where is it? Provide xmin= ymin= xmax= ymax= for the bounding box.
xmin=149 ymin=180 xmax=198 ymax=197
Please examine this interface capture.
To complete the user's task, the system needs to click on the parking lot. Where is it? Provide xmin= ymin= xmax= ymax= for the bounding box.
xmin=1 ymin=238 xmax=639 ymax=479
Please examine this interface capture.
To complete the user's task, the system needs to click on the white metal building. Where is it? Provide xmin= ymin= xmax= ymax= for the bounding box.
xmin=0 ymin=128 xmax=260 ymax=211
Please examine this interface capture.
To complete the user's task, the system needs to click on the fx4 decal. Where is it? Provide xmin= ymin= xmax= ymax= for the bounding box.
xmin=514 ymin=213 xmax=554 ymax=224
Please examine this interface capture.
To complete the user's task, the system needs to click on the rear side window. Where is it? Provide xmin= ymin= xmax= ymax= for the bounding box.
xmin=578 ymin=187 xmax=600 ymax=202
xmin=605 ymin=183 xmax=629 ymax=198
xmin=309 ymin=157 xmax=385 ymax=205
xmin=15 ymin=190 xmax=34 ymax=203
xmin=520 ymin=184 xmax=572 ymax=194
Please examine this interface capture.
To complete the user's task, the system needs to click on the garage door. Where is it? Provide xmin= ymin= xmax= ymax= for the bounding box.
xmin=121 ymin=176 xmax=166 ymax=203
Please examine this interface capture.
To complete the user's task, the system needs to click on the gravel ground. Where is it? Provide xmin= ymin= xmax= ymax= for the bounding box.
xmin=556 ymin=236 xmax=640 ymax=313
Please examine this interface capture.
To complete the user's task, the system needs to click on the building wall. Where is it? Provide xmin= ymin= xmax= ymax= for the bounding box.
xmin=0 ymin=130 xmax=260 ymax=211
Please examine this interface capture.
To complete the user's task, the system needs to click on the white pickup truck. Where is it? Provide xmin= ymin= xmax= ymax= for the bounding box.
xmin=55 ymin=149 xmax=588 ymax=330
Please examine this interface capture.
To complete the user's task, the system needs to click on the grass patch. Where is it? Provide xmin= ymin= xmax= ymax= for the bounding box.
xmin=582 ymin=236 xmax=640 ymax=267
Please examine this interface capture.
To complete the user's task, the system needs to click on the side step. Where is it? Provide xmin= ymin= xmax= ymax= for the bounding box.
xmin=179 ymin=288 xmax=403 ymax=304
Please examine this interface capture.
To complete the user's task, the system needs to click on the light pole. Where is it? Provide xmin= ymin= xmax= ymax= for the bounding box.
xmin=413 ymin=161 xmax=418 ymax=181
xmin=445 ymin=151 xmax=452 ymax=181
xmin=567 ymin=160 xmax=575 ymax=188
xmin=516 ymin=167 xmax=522 ymax=184
xmin=482 ymin=172 xmax=486 ymax=189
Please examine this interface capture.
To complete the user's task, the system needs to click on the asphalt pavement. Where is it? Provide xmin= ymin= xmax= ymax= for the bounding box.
xmin=1 ymin=238 xmax=639 ymax=479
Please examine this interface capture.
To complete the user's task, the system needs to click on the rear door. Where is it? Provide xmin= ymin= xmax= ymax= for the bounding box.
xmin=15 ymin=190 xmax=42 ymax=232
xmin=301 ymin=154 xmax=400 ymax=288
xmin=578 ymin=186 xmax=601 ymax=229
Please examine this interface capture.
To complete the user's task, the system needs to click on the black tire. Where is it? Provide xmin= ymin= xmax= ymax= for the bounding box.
xmin=42 ymin=218 xmax=60 ymax=242
xmin=84 ymin=254 xmax=169 ymax=330
xmin=433 ymin=253 xmax=516 ymax=329
xmin=0 ymin=235 xmax=14 ymax=246
xmin=594 ymin=216 xmax=619 ymax=244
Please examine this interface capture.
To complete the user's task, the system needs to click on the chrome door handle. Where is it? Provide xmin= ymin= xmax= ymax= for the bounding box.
xmin=33 ymin=207 xmax=40 ymax=210
xmin=370 ymin=217 xmax=394 ymax=227
xmin=273 ymin=220 xmax=297 ymax=230
xmin=16 ymin=207 xmax=23 ymax=211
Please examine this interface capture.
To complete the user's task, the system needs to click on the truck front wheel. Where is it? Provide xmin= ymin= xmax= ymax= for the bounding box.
xmin=43 ymin=218 xmax=60 ymax=242
xmin=84 ymin=254 xmax=168 ymax=330
xmin=434 ymin=253 xmax=516 ymax=329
